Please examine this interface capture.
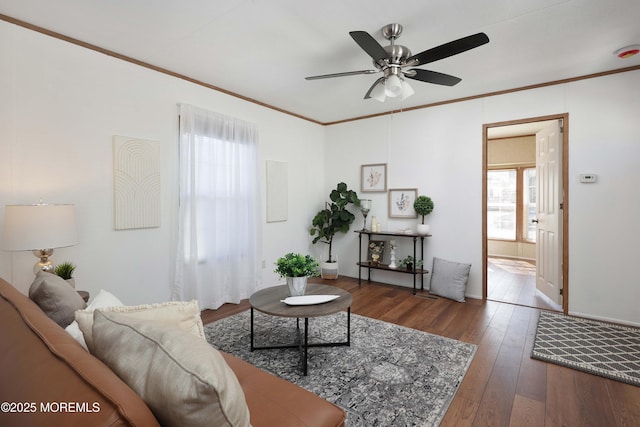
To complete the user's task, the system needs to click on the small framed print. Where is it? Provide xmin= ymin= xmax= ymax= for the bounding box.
xmin=367 ymin=240 xmax=386 ymax=264
xmin=388 ymin=188 xmax=418 ymax=218
xmin=361 ymin=163 xmax=387 ymax=192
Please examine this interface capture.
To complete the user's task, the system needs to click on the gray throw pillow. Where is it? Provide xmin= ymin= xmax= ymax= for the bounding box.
xmin=29 ymin=270 xmax=86 ymax=327
xmin=91 ymin=310 xmax=251 ymax=427
xmin=429 ymin=257 xmax=471 ymax=302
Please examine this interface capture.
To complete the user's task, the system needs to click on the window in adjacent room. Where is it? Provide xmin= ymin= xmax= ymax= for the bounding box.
xmin=487 ymin=169 xmax=517 ymax=240
xmin=487 ymin=167 xmax=536 ymax=243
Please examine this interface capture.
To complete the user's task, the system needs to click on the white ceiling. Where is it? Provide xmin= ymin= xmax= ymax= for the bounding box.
xmin=1 ymin=0 xmax=639 ymax=124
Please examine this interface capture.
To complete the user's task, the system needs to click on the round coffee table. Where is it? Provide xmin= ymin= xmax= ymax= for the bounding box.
xmin=249 ymin=283 xmax=352 ymax=375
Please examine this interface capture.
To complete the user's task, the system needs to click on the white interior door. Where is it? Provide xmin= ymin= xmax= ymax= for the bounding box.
xmin=535 ymin=121 xmax=563 ymax=305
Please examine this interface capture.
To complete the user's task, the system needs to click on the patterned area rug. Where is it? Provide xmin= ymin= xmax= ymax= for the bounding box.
xmin=532 ymin=311 xmax=640 ymax=386
xmin=205 ymin=311 xmax=477 ymax=426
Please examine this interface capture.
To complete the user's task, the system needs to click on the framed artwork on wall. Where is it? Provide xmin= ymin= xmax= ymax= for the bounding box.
xmin=361 ymin=163 xmax=387 ymax=192
xmin=388 ymin=188 xmax=418 ymax=218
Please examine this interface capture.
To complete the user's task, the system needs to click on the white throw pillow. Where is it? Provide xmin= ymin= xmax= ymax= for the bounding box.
xmin=91 ymin=310 xmax=250 ymax=427
xmin=69 ymin=289 xmax=124 ymax=349
xmin=77 ymin=299 xmax=205 ymax=352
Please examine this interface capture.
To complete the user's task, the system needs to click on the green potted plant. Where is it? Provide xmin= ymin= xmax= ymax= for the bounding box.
xmin=310 ymin=182 xmax=360 ymax=279
xmin=413 ymin=195 xmax=434 ymax=235
xmin=54 ymin=261 xmax=76 ymax=288
xmin=274 ymin=252 xmax=319 ymax=296
xmin=398 ymin=256 xmax=424 ymax=272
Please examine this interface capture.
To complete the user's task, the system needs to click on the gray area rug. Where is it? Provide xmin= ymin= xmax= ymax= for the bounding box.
xmin=205 ymin=310 xmax=477 ymax=426
xmin=532 ymin=311 xmax=640 ymax=386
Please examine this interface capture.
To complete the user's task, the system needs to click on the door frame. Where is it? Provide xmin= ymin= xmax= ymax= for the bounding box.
xmin=482 ymin=113 xmax=569 ymax=314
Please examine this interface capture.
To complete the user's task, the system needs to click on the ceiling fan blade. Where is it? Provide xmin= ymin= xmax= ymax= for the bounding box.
xmin=349 ymin=31 xmax=389 ymax=63
xmin=407 ymin=32 xmax=489 ymax=66
xmin=405 ymin=69 xmax=462 ymax=86
xmin=305 ymin=69 xmax=379 ymax=80
xmin=364 ymin=77 xmax=385 ymax=99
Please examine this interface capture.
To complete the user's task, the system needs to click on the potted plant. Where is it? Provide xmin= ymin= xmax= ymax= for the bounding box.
xmin=398 ymin=256 xmax=424 ymax=272
xmin=413 ymin=195 xmax=434 ymax=235
xmin=54 ymin=261 xmax=76 ymax=288
xmin=274 ymin=252 xmax=319 ymax=296
xmin=310 ymin=182 xmax=360 ymax=279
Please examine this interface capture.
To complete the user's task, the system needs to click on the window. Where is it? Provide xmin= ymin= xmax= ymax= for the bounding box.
xmin=487 ymin=169 xmax=516 ymax=240
xmin=487 ymin=167 xmax=536 ymax=243
xmin=523 ymin=168 xmax=537 ymax=242
xmin=173 ymin=104 xmax=262 ymax=309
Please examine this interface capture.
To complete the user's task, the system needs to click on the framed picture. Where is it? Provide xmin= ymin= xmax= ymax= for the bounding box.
xmin=367 ymin=240 xmax=386 ymax=263
xmin=388 ymin=188 xmax=418 ymax=218
xmin=361 ymin=163 xmax=387 ymax=192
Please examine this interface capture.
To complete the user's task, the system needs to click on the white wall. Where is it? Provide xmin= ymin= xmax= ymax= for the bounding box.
xmin=0 ymin=21 xmax=325 ymax=304
xmin=325 ymin=71 xmax=640 ymax=326
xmin=2 ymin=20 xmax=639 ymax=326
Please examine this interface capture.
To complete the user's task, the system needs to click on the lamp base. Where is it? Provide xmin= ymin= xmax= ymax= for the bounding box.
xmin=32 ymin=249 xmax=55 ymax=275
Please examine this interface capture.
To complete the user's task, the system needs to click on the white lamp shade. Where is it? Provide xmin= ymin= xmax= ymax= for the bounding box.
xmin=2 ymin=204 xmax=78 ymax=251
xmin=370 ymin=81 xmax=386 ymax=102
xmin=401 ymin=81 xmax=415 ymax=100
xmin=385 ymin=74 xmax=403 ymax=98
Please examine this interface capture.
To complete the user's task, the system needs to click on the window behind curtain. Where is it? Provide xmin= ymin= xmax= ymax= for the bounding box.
xmin=173 ymin=104 xmax=262 ymax=310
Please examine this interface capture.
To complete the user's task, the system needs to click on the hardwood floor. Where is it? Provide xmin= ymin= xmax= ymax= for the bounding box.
xmin=202 ymin=277 xmax=640 ymax=426
xmin=487 ymin=257 xmax=562 ymax=312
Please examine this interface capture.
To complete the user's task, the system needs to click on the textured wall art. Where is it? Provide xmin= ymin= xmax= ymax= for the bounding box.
xmin=113 ymin=136 xmax=161 ymax=230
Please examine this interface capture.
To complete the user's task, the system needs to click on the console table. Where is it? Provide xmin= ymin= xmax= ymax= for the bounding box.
xmin=356 ymin=230 xmax=431 ymax=294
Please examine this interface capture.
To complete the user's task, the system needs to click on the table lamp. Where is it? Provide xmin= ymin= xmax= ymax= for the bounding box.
xmin=2 ymin=203 xmax=78 ymax=274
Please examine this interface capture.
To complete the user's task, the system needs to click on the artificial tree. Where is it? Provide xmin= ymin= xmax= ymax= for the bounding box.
xmin=310 ymin=182 xmax=360 ymax=264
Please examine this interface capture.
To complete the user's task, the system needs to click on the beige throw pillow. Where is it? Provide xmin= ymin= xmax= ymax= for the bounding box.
xmin=76 ymin=300 xmax=205 ymax=352
xmin=29 ymin=270 xmax=86 ymax=327
xmin=91 ymin=310 xmax=251 ymax=427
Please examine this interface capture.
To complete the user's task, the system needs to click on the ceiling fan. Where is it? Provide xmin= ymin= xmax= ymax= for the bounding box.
xmin=305 ymin=23 xmax=489 ymax=102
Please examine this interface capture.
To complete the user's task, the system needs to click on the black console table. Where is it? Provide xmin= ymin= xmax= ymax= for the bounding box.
xmin=356 ymin=230 xmax=431 ymax=295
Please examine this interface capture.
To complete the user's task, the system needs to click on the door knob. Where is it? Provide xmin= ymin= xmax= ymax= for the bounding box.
xmin=531 ymin=219 xmax=539 ymax=223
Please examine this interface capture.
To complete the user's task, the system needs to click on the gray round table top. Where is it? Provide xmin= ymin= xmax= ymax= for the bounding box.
xmin=249 ymin=283 xmax=352 ymax=318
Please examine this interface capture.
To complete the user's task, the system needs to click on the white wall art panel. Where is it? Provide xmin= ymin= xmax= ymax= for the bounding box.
xmin=113 ymin=136 xmax=160 ymax=230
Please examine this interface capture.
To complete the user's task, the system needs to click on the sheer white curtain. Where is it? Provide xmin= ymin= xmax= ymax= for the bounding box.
xmin=173 ymin=104 xmax=262 ymax=309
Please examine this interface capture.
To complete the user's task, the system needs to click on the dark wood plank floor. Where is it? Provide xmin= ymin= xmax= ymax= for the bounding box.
xmin=201 ymin=276 xmax=640 ymax=426
xmin=487 ymin=257 xmax=562 ymax=312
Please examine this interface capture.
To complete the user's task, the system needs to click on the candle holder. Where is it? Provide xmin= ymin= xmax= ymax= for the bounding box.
xmin=360 ymin=199 xmax=372 ymax=231
xmin=388 ymin=240 xmax=397 ymax=269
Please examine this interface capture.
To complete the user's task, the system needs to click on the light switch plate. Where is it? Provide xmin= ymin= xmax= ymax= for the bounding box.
xmin=579 ymin=174 xmax=597 ymax=183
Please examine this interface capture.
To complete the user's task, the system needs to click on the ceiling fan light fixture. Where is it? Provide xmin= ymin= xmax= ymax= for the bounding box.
xmin=384 ymin=74 xmax=403 ymax=98
xmin=401 ymin=80 xmax=415 ymax=100
xmin=370 ymin=81 xmax=386 ymax=102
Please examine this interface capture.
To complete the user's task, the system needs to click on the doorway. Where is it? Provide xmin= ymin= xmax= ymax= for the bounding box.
xmin=482 ymin=114 xmax=569 ymax=314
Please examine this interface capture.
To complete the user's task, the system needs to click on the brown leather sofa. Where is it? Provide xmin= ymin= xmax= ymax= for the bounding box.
xmin=0 ymin=277 xmax=345 ymax=427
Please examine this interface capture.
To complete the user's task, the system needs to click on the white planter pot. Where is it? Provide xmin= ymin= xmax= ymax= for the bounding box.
xmin=416 ymin=224 xmax=430 ymax=235
xmin=286 ymin=276 xmax=308 ymax=296
xmin=320 ymin=261 xmax=339 ymax=280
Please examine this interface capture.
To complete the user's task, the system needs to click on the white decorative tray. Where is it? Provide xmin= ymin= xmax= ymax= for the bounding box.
xmin=281 ymin=295 xmax=340 ymax=305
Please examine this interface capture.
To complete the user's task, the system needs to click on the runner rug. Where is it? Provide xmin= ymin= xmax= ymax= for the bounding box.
xmin=531 ymin=311 xmax=640 ymax=386
xmin=205 ymin=310 xmax=477 ymax=426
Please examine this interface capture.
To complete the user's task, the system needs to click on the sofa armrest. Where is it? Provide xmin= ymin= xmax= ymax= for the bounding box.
xmin=0 ymin=278 xmax=160 ymax=427
xmin=221 ymin=351 xmax=345 ymax=427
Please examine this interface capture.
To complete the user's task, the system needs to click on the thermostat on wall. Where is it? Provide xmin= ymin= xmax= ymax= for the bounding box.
xmin=579 ymin=174 xmax=597 ymax=183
